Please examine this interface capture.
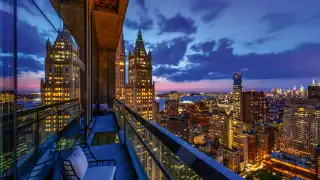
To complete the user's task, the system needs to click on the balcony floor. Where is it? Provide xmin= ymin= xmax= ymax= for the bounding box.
xmin=89 ymin=113 xmax=137 ymax=180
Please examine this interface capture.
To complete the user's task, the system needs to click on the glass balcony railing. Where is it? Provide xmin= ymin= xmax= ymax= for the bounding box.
xmin=0 ymin=99 xmax=80 ymax=179
xmin=114 ymin=99 xmax=243 ymax=180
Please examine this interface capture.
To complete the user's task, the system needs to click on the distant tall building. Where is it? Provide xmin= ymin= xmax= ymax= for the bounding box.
xmin=241 ymin=90 xmax=268 ymax=130
xmin=229 ymin=73 xmax=244 ymax=151
xmin=308 ymin=79 xmax=320 ymax=100
xmin=232 ymin=73 xmax=243 ymax=120
xmin=209 ymin=110 xmax=229 ymax=148
xmin=165 ymin=91 xmax=179 ymax=117
xmin=115 ymin=32 xmax=126 ymax=101
xmin=41 ymin=28 xmax=80 ymax=132
xmin=126 ymin=30 xmax=155 ymax=120
xmin=243 ymin=132 xmax=257 ymax=165
xmin=281 ymin=100 xmax=320 ymax=160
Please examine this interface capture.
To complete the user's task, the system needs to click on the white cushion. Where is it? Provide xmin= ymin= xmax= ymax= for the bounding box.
xmin=83 ymin=166 xmax=116 ymax=180
xmin=67 ymin=146 xmax=88 ymax=179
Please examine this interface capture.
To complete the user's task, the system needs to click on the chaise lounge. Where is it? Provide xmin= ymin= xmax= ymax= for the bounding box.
xmin=61 ymin=144 xmax=116 ymax=180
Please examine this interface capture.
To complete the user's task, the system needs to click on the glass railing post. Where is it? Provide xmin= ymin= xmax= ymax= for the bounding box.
xmin=34 ymin=111 xmax=40 ymax=153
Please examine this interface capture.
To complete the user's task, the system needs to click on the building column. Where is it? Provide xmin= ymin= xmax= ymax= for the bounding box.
xmin=95 ymin=48 xmax=116 ymax=109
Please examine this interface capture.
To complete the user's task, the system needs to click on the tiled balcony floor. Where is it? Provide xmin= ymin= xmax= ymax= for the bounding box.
xmin=88 ymin=113 xmax=137 ymax=180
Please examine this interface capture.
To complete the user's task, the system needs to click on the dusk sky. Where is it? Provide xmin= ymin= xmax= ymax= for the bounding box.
xmin=1 ymin=0 xmax=320 ymax=92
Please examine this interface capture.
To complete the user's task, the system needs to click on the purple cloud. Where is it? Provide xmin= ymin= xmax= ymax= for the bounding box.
xmin=157 ymin=13 xmax=197 ymax=35
xmin=261 ymin=13 xmax=296 ymax=33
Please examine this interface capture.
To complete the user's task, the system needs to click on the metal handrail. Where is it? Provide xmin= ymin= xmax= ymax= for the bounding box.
xmin=0 ymin=98 xmax=81 ymax=179
xmin=1 ymin=99 xmax=79 ymax=133
xmin=114 ymin=99 xmax=243 ymax=180
xmin=0 ymin=98 xmax=79 ymax=118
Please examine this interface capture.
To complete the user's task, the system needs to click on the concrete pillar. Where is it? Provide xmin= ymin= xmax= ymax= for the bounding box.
xmin=95 ymin=48 xmax=116 ymax=109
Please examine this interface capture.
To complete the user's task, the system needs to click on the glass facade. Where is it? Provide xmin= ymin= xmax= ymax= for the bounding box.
xmin=0 ymin=0 xmax=83 ymax=178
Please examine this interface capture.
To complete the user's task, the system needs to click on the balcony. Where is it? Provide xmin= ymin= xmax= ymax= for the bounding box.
xmin=0 ymin=99 xmax=242 ymax=179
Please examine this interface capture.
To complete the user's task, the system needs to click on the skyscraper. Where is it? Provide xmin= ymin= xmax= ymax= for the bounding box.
xmin=281 ymin=100 xmax=320 ymax=160
xmin=165 ymin=91 xmax=179 ymax=117
xmin=230 ymin=73 xmax=244 ymax=150
xmin=41 ymin=28 xmax=80 ymax=132
xmin=126 ymin=30 xmax=155 ymax=120
xmin=308 ymin=79 xmax=320 ymax=100
xmin=232 ymin=73 xmax=243 ymax=120
xmin=241 ymin=90 xmax=268 ymax=130
xmin=115 ymin=32 xmax=126 ymax=101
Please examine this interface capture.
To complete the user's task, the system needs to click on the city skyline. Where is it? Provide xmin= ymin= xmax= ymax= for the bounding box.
xmin=1 ymin=0 xmax=320 ymax=92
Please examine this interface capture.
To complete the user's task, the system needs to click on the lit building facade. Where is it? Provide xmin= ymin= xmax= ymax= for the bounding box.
xmin=222 ymin=148 xmax=241 ymax=173
xmin=281 ymin=100 xmax=320 ymax=160
xmin=308 ymin=79 xmax=320 ymax=100
xmin=230 ymin=73 xmax=244 ymax=150
xmin=241 ymin=90 xmax=268 ymax=130
xmin=115 ymin=32 xmax=126 ymax=101
xmin=165 ymin=91 xmax=179 ymax=117
xmin=126 ymin=30 xmax=155 ymax=120
xmin=0 ymin=92 xmax=27 ymax=175
xmin=232 ymin=73 xmax=243 ymax=120
xmin=41 ymin=28 xmax=80 ymax=133
xmin=209 ymin=110 xmax=229 ymax=148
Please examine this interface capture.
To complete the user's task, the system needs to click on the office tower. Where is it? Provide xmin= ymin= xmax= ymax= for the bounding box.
xmin=41 ymin=28 xmax=80 ymax=132
xmin=281 ymin=100 xmax=320 ymax=160
xmin=230 ymin=73 xmax=244 ymax=150
xmin=243 ymin=132 xmax=257 ymax=165
xmin=126 ymin=30 xmax=155 ymax=120
xmin=241 ymin=90 xmax=268 ymax=130
xmin=209 ymin=110 xmax=229 ymax=148
xmin=232 ymin=73 xmax=242 ymax=120
xmin=165 ymin=91 xmax=179 ymax=117
xmin=308 ymin=79 xmax=320 ymax=100
xmin=115 ymin=32 xmax=126 ymax=101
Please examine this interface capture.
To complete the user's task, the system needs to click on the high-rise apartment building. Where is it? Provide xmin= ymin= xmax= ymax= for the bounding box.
xmin=165 ymin=91 xmax=179 ymax=117
xmin=115 ymin=32 xmax=126 ymax=101
xmin=126 ymin=30 xmax=155 ymax=120
xmin=41 ymin=28 xmax=80 ymax=132
xmin=281 ymin=100 xmax=320 ymax=160
xmin=241 ymin=90 xmax=268 ymax=130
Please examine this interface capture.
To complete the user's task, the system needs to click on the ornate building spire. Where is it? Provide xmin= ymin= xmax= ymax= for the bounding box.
xmin=135 ymin=29 xmax=145 ymax=51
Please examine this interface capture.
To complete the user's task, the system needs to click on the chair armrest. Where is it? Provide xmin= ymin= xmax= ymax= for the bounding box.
xmin=88 ymin=159 xmax=116 ymax=168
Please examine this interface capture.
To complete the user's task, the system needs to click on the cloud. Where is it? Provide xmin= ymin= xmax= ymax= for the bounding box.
xmin=135 ymin=0 xmax=147 ymax=12
xmin=157 ymin=13 xmax=197 ymax=35
xmin=246 ymin=34 xmax=279 ymax=46
xmin=261 ymin=13 xmax=296 ymax=33
xmin=154 ymin=38 xmax=320 ymax=82
xmin=0 ymin=54 xmax=44 ymax=77
xmin=151 ymin=36 xmax=193 ymax=65
xmin=191 ymin=40 xmax=216 ymax=53
xmin=190 ymin=0 xmax=228 ymax=23
xmin=0 ymin=11 xmax=48 ymax=57
xmin=124 ymin=17 xmax=153 ymax=30
xmin=0 ymin=70 xmax=44 ymax=91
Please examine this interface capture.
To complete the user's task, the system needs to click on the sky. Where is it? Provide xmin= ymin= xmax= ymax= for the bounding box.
xmin=1 ymin=0 xmax=320 ymax=92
